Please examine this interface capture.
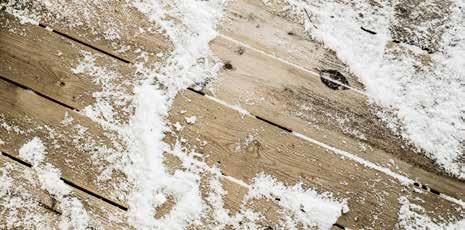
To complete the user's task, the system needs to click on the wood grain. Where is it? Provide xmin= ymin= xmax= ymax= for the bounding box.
xmin=220 ymin=0 xmax=363 ymax=89
xmin=0 ymin=155 xmax=128 ymax=229
xmin=1 ymin=4 xmax=463 ymax=228
xmin=0 ymin=77 xmax=130 ymax=207
xmin=0 ymin=11 xmax=99 ymax=109
xmin=30 ymin=0 xmax=170 ymax=63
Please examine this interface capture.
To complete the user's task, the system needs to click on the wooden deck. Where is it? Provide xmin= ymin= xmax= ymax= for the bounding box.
xmin=1 ymin=0 xmax=464 ymax=229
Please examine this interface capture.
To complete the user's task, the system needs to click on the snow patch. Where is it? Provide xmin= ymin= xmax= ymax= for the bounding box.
xmin=18 ymin=138 xmax=90 ymax=229
xmin=397 ymin=196 xmax=465 ymax=229
xmin=19 ymin=137 xmax=46 ymax=167
xmin=247 ymin=173 xmax=345 ymax=230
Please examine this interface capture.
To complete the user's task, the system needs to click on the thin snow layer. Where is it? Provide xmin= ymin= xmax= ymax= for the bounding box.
xmin=247 ymin=173 xmax=345 ymax=230
xmin=397 ymin=196 xmax=465 ymax=229
xmin=0 ymin=164 xmax=55 ymax=229
xmin=275 ymin=0 xmax=465 ymax=178
xmin=131 ymin=0 xmax=225 ymax=97
xmin=17 ymin=138 xmax=91 ymax=229
xmin=1 ymin=0 xmax=125 ymax=42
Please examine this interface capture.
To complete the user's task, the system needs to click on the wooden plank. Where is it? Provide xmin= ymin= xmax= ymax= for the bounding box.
xmin=0 ymin=78 xmax=300 ymax=228
xmin=206 ymin=35 xmax=465 ymax=200
xmin=168 ymin=90 xmax=464 ymax=229
xmin=0 ymin=77 xmax=130 ymax=207
xmin=0 ymin=154 xmax=128 ymax=229
xmin=0 ymin=11 xmax=100 ymax=109
xmin=4 ymin=0 xmax=171 ymax=63
xmin=219 ymin=0 xmax=363 ymax=89
xmin=0 ymin=11 xmax=143 ymax=112
xmin=0 ymin=76 xmax=290 ymax=227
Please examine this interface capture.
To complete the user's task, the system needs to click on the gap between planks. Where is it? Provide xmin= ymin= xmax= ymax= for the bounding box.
xmin=0 ymin=143 xmax=128 ymax=211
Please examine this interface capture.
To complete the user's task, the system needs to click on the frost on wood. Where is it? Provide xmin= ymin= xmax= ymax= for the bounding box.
xmin=0 ymin=165 xmax=56 ymax=229
xmin=269 ymin=0 xmax=465 ymax=178
xmin=0 ymin=0 xmax=156 ymax=52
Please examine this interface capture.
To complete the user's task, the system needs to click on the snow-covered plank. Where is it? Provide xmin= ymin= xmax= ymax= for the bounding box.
xmin=206 ymin=35 xmax=465 ymax=200
xmin=0 ymin=78 xmax=129 ymax=208
xmin=0 ymin=154 xmax=129 ymax=229
xmin=169 ymin=90 xmax=464 ymax=229
xmin=0 ymin=77 xmax=294 ymax=228
xmin=5 ymin=0 xmax=170 ymax=63
xmin=220 ymin=0 xmax=364 ymax=90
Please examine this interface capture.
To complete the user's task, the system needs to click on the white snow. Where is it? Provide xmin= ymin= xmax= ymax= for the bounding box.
xmin=185 ymin=116 xmax=197 ymax=124
xmin=247 ymin=173 xmax=345 ymax=230
xmin=272 ymin=0 xmax=465 ymax=178
xmin=18 ymin=138 xmax=90 ymax=229
xmin=18 ymin=137 xmax=46 ymax=167
xmin=397 ymin=196 xmax=465 ymax=229
xmin=0 ymin=164 xmax=55 ymax=229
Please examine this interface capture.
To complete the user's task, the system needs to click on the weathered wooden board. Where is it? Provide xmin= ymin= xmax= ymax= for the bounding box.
xmin=0 ymin=12 xmax=98 ymax=109
xmin=0 ymin=155 xmax=129 ymax=229
xmin=206 ymin=35 xmax=465 ymax=200
xmin=168 ymin=90 xmax=464 ymax=229
xmin=219 ymin=0 xmax=363 ymax=89
xmin=0 ymin=77 xmax=130 ymax=207
xmin=5 ymin=0 xmax=171 ymax=63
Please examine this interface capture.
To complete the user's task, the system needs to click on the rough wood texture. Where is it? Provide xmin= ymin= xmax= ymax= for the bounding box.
xmin=31 ymin=0 xmax=170 ymax=63
xmin=206 ymin=35 xmax=465 ymax=200
xmin=0 ymin=155 xmax=128 ymax=229
xmin=220 ymin=0 xmax=363 ymax=89
xmin=0 ymin=77 xmax=129 ymax=207
xmin=169 ymin=90 xmax=464 ymax=229
xmin=0 ymin=12 xmax=98 ymax=109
